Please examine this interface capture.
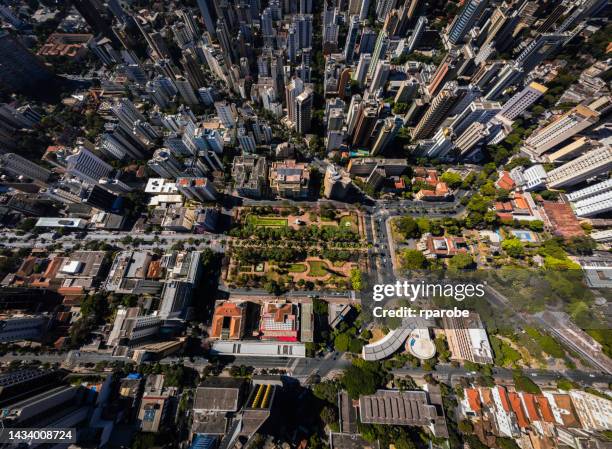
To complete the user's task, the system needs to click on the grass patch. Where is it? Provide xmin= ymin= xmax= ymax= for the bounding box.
xmin=332 ymin=261 xmax=346 ymax=267
xmin=339 ymin=214 xmax=358 ymax=232
xmin=308 ymin=260 xmax=330 ymax=277
xmin=288 ymin=263 xmax=307 ymax=273
xmin=246 ymin=215 xmax=288 ymax=227
xmin=525 ymin=327 xmax=566 ymax=359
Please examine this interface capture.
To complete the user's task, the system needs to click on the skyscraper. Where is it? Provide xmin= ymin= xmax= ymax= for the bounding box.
xmin=447 ymin=0 xmax=488 ymax=45
xmin=370 ymin=61 xmax=390 ymax=93
xmin=147 ymin=149 xmax=183 ymax=179
xmin=295 ymin=89 xmax=313 ymax=134
xmin=354 ymin=53 xmax=372 ymax=87
xmin=285 ymin=77 xmax=305 ymax=125
xmin=371 ymin=116 xmax=404 ymax=155
xmin=483 ymin=62 xmax=523 ymax=100
xmin=197 ymin=0 xmax=217 ymax=36
xmin=72 ymin=0 xmax=120 ymax=46
xmin=368 ymin=30 xmax=389 ymax=78
xmin=344 ymin=15 xmax=360 ymax=63
xmin=407 ymin=16 xmax=427 ymax=53
xmin=352 ymin=103 xmax=379 ymax=147
xmin=412 ymin=82 xmax=461 ymax=140
xmin=294 ymin=14 xmax=313 ymax=48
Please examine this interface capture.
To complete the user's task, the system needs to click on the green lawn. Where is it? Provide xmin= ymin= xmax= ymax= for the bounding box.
xmin=288 ymin=263 xmax=307 ymax=273
xmin=339 ymin=214 xmax=358 ymax=232
xmin=308 ymin=260 xmax=330 ymax=277
xmin=247 ymin=215 xmax=288 ymax=227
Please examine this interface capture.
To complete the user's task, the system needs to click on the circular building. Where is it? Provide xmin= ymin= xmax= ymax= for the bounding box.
xmin=407 ymin=329 xmax=436 ymax=360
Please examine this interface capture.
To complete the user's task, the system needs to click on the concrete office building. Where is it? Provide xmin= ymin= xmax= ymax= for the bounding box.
xmin=232 ymin=155 xmax=268 ymax=199
xmin=443 ymin=312 xmax=494 ymax=364
xmin=510 ymin=164 xmax=548 ymax=191
xmin=571 ymin=190 xmax=612 ymax=218
xmin=66 ymin=147 xmax=113 ymax=185
xmin=0 ymin=153 xmax=52 ymax=183
xmin=0 ymin=314 xmax=46 ymax=342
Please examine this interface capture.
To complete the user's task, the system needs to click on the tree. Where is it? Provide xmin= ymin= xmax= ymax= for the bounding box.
xmin=400 ymin=249 xmax=427 ymax=270
xmin=334 ymin=333 xmax=350 ymax=352
xmin=448 ymin=253 xmax=475 ymax=269
xmin=349 ymin=338 xmax=363 ymax=354
xmin=342 ymin=361 xmax=385 ymax=399
xmin=320 ymin=405 xmax=338 ymax=426
xmin=396 ymin=216 xmax=421 ymax=239
xmin=313 ymin=380 xmax=339 ymax=404
xmin=564 ymin=236 xmax=596 ymax=256
xmin=458 ymin=419 xmax=474 ymax=434
xmin=512 ymin=371 xmax=541 ymax=394
xmin=440 ymin=171 xmax=463 ymax=189
xmin=496 ymin=437 xmax=521 ymax=449
xmin=349 ymin=268 xmax=363 ymax=290
xmin=502 ymin=238 xmax=525 ymax=258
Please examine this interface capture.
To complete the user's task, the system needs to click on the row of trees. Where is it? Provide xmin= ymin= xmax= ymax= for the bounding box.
xmin=230 ymin=223 xmax=360 ymax=243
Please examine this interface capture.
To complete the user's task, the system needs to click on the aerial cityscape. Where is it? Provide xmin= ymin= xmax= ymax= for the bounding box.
xmin=0 ymin=0 xmax=610 ymax=448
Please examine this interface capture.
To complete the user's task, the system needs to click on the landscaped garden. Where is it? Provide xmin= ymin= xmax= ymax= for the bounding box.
xmin=246 ymin=215 xmax=288 ymax=227
xmin=308 ymin=260 xmax=330 ymax=277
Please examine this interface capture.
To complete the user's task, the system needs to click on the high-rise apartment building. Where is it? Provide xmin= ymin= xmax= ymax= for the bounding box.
xmin=371 ymin=116 xmax=404 ymax=155
xmin=285 ymin=77 xmax=305 ymax=125
xmin=354 ymin=53 xmax=372 ymax=87
xmin=546 ymin=146 xmax=612 ymax=189
xmin=515 ymin=33 xmax=567 ymax=73
xmin=412 ymin=82 xmax=461 ymax=140
xmin=447 ymin=0 xmax=488 ymax=45
xmin=344 ymin=15 xmax=360 ymax=63
xmin=295 ymin=89 xmax=313 ymax=134
xmin=451 ymin=100 xmax=501 ymax=137
xmin=499 ymin=82 xmax=547 ymax=120
xmin=368 ymin=31 xmax=389 ymax=78
xmin=524 ymin=105 xmax=599 ymax=157
xmin=147 ymin=149 xmax=183 ymax=179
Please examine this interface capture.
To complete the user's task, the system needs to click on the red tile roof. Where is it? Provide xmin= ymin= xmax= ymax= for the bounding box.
xmin=541 ymin=202 xmax=584 ymax=238
xmin=466 ymin=388 xmax=481 ymax=412
xmin=509 ymin=392 xmax=529 ymax=428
